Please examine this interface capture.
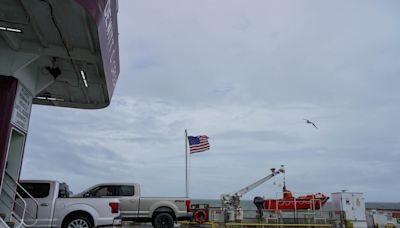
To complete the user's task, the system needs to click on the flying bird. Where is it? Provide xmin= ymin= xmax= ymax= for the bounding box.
xmin=303 ymin=119 xmax=318 ymax=129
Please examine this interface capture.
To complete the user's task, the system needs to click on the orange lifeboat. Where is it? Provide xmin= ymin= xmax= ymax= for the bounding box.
xmin=264 ymin=187 xmax=329 ymax=211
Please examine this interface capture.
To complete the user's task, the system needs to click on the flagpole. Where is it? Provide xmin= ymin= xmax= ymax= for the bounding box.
xmin=185 ymin=129 xmax=188 ymax=197
xmin=188 ymin=152 xmax=191 ymax=197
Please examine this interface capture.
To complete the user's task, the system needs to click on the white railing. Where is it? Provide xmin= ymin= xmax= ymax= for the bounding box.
xmin=207 ymin=206 xmax=333 ymax=225
xmin=0 ymin=217 xmax=10 ymax=228
xmin=2 ymin=172 xmax=39 ymax=227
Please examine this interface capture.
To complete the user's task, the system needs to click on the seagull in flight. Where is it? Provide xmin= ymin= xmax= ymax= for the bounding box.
xmin=303 ymin=119 xmax=318 ymax=129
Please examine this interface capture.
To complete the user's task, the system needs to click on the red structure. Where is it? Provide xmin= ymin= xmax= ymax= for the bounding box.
xmin=0 ymin=78 xmax=19 ymax=180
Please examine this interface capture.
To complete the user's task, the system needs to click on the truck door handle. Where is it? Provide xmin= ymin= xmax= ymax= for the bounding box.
xmin=40 ymin=203 xmax=49 ymax=207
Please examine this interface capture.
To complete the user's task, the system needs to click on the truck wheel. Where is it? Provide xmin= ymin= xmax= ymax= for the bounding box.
xmin=153 ymin=213 xmax=174 ymax=228
xmin=63 ymin=215 xmax=93 ymax=228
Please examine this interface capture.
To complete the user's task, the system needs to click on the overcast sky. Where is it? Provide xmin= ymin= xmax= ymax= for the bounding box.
xmin=22 ymin=0 xmax=400 ymax=201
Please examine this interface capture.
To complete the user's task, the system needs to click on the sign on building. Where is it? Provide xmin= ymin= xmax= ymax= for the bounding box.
xmin=11 ymin=83 xmax=32 ymax=133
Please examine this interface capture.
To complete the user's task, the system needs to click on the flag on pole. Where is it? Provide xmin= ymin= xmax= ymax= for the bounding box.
xmin=188 ymin=135 xmax=210 ymax=154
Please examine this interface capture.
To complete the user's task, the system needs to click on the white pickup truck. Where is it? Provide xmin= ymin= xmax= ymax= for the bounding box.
xmin=75 ymin=183 xmax=192 ymax=228
xmin=16 ymin=180 xmax=121 ymax=228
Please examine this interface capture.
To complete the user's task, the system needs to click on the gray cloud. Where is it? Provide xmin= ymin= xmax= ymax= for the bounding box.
xmin=21 ymin=0 xmax=400 ymax=201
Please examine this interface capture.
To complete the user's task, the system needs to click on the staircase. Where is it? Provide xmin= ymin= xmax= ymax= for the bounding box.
xmin=0 ymin=172 xmax=38 ymax=228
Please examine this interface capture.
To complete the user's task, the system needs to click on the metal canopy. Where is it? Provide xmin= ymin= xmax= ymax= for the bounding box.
xmin=0 ymin=0 xmax=120 ymax=109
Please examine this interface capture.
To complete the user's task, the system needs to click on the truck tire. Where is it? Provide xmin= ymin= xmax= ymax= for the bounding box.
xmin=152 ymin=213 xmax=174 ymax=228
xmin=62 ymin=214 xmax=93 ymax=228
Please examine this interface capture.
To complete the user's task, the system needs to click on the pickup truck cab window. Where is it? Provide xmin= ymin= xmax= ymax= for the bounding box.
xmin=17 ymin=183 xmax=50 ymax=198
xmin=85 ymin=185 xmax=134 ymax=197
xmin=119 ymin=186 xmax=134 ymax=196
xmin=87 ymin=186 xmax=116 ymax=197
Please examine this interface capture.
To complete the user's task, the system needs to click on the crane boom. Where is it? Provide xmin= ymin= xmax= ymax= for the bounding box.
xmin=236 ymin=167 xmax=284 ymax=197
xmin=221 ymin=166 xmax=285 ymax=210
xmin=220 ymin=165 xmax=285 ymax=222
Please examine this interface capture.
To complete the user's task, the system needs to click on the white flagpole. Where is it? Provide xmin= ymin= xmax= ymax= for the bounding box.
xmin=185 ymin=129 xmax=188 ymax=197
xmin=188 ymin=152 xmax=191 ymax=197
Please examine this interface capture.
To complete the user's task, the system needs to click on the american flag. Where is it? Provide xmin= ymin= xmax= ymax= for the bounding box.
xmin=188 ymin=135 xmax=210 ymax=154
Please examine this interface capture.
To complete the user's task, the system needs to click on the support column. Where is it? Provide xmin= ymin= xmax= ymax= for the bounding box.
xmin=0 ymin=76 xmax=33 ymax=221
xmin=0 ymin=77 xmax=18 ymax=182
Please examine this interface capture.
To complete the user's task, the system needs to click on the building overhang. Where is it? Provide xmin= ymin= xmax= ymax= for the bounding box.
xmin=0 ymin=0 xmax=120 ymax=109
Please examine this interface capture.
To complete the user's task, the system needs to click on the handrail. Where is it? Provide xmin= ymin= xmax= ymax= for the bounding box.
xmin=1 ymin=180 xmax=37 ymax=228
xmin=13 ymin=199 xmax=37 ymax=222
xmin=4 ymin=172 xmax=39 ymax=227
xmin=11 ymin=186 xmax=27 ymax=228
xmin=0 ymin=187 xmax=37 ymax=224
xmin=0 ymin=216 xmax=10 ymax=228
xmin=4 ymin=172 xmax=39 ymax=218
xmin=2 ymin=175 xmax=27 ymax=228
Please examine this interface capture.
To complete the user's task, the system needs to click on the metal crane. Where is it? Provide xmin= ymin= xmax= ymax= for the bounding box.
xmin=220 ymin=165 xmax=285 ymax=222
